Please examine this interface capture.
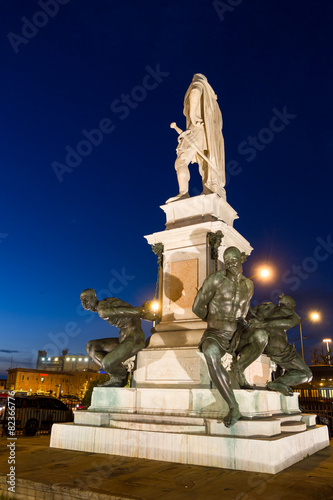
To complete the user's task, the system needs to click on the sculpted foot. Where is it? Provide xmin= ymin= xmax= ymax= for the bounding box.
xmin=267 ymin=381 xmax=293 ymax=396
xmin=166 ymin=192 xmax=190 ymax=204
xmin=223 ymin=407 xmax=242 ymax=428
xmin=98 ymin=374 xmax=128 ymax=388
xmin=233 ymin=366 xmax=252 ymax=389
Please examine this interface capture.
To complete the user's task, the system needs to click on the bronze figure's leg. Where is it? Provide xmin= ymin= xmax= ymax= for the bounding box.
xmin=202 ymin=338 xmax=241 ymax=427
xmin=86 ymin=338 xmax=119 ymax=368
xmin=232 ymin=329 xmax=269 ymax=388
xmin=100 ymin=333 xmax=145 ymax=387
xmin=267 ymin=353 xmax=313 ymax=396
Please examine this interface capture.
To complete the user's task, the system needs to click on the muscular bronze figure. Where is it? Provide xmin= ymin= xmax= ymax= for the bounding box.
xmin=192 ymin=246 xmax=254 ymax=427
xmin=232 ymin=294 xmax=313 ymax=396
xmin=80 ymin=289 xmax=157 ymax=387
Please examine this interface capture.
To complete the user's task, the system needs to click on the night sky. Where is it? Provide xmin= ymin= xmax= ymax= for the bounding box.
xmin=1 ymin=0 xmax=333 ymax=377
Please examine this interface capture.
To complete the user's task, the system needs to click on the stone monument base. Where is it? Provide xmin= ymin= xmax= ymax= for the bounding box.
xmin=50 ymin=386 xmax=330 ymax=474
xmin=50 ymin=420 xmax=328 ymax=474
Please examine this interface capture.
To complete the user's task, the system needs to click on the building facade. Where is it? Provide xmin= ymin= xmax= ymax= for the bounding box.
xmin=6 ymin=368 xmax=101 ymax=398
xmin=36 ymin=349 xmax=99 ymax=372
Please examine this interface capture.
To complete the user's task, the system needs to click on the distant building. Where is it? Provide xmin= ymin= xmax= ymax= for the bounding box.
xmin=36 ymin=349 xmax=99 ymax=372
xmin=0 ymin=378 xmax=6 ymax=390
xmin=295 ymin=364 xmax=333 ymax=399
xmin=309 ymin=364 xmax=333 ymax=389
xmin=6 ymin=368 xmax=101 ymax=398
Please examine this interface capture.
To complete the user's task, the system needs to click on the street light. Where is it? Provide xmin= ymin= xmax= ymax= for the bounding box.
xmin=299 ymin=312 xmax=321 ymax=360
xmin=323 ymin=338 xmax=332 ymax=365
xmin=150 ymin=300 xmax=160 ymax=327
xmin=249 ymin=267 xmax=273 ymax=281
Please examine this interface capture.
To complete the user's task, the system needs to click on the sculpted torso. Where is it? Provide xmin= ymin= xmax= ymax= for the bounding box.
xmin=96 ymin=298 xmax=142 ymax=343
xmin=193 ymin=271 xmax=253 ymax=333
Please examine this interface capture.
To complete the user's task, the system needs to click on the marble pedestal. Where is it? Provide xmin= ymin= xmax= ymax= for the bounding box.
xmin=51 ymin=356 xmax=329 ymax=474
xmin=144 ymin=194 xmax=253 ymax=348
xmin=134 ymin=349 xmax=272 ymax=389
xmin=50 ymin=385 xmax=329 ymax=474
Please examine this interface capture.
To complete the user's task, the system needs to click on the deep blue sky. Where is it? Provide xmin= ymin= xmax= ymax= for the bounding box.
xmin=1 ymin=0 xmax=332 ymax=376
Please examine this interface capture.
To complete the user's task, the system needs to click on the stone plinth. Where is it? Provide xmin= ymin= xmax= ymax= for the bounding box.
xmin=145 ymin=194 xmax=252 ymax=348
xmin=88 ymin=387 xmax=300 ymax=418
xmin=50 ymin=418 xmax=329 ymax=474
xmin=51 ymin=384 xmax=329 ymax=475
xmin=134 ymin=349 xmax=273 ymax=389
xmin=162 ymin=194 xmax=238 ymax=228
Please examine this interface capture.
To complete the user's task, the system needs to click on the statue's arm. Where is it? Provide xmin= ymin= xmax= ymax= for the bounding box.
xmin=247 ymin=305 xmax=259 ymax=320
xmin=243 ymin=280 xmax=254 ymax=318
xmin=192 ymin=275 xmax=217 ymax=321
xmin=98 ymin=304 xmax=143 ymax=321
xmin=188 ymin=88 xmax=203 ymax=127
xmin=261 ymin=312 xmax=300 ymax=330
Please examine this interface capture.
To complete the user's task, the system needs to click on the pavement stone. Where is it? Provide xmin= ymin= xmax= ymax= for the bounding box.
xmin=0 ymin=434 xmax=332 ymax=499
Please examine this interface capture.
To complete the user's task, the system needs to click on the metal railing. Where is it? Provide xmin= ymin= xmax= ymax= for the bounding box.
xmin=295 ymin=388 xmax=333 ymax=437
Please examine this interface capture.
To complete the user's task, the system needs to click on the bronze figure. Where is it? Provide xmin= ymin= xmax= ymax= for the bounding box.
xmin=232 ymin=294 xmax=313 ymax=395
xmin=192 ymin=246 xmax=253 ymax=427
xmin=81 ymin=289 xmax=157 ymax=387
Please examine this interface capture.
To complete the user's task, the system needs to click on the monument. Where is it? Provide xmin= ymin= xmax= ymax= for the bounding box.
xmin=50 ymin=74 xmax=329 ymax=474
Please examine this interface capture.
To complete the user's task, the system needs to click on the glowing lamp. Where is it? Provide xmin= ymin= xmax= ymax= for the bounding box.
xmin=151 ymin=300 xmax=160 ymax=313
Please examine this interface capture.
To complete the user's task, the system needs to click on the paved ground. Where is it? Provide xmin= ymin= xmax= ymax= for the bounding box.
xmin=0 ymin=434 xmax=332 ymax=499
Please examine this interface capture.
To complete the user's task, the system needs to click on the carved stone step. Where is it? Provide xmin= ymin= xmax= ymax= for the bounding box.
xmin=109 ymin=419 xmax=206 ymax=434
xmin=281 ymin=421 xmax=307 ymax=433
xmin=109 ymin=413 xmax=205 ymax=426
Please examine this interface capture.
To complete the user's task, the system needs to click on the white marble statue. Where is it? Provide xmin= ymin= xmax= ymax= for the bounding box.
xmin=167 ymin=74 xmax=225 ymax=203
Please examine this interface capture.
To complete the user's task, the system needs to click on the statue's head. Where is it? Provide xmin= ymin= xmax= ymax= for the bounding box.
xmin=193 ymin=73 xmax=207 ymax=83
xmin=223 ymin=246 xmax=243 ymax=276
xmin=80 ymin=288 xmax=98 ymax=311
xmin=279 ymin=293 xmax=296 ymax=310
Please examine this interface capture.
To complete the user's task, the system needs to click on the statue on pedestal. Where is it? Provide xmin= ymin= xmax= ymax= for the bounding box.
xmin=232 ymin=294 xmax=313 ymax=395
xmin=167 ymin=74 xmax=225 ymax=203
xmin=192 ymin=246 xmax=254 ymax=427
xmin=80 ymin=289 xmax=158 ymax=387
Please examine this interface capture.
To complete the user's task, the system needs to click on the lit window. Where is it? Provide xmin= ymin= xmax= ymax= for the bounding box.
xmin=47 ymin=358 xmax=51 ymax=361
xmin=41 ymin=357 xmax=45 ymax=361
xmin=66 ymin=358 xmax=70 ymax=361
xmin=85 ymin=358 xmax=89 ymax=362
xmin=78 ymin=358 xmax=82 ymax=361
xmin=72 ymin=358 xmax=75 ymax=361
xmin=54 ymin=357 xmax=58 ymax=361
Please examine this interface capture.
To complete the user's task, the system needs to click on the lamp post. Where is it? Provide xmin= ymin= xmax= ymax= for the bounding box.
xmin=299 ymin=321 xmax=305 ymax=361
xmin=298 ymin=312 xmax=321 ymax=360
xmin=323 ymin=338 xmax=332 ymax=365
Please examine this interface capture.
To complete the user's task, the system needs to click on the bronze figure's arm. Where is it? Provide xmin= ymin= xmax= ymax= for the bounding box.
xmin=192 ymin=274 xmax=218 ymax=321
